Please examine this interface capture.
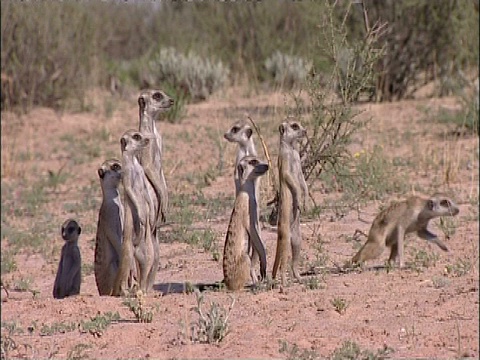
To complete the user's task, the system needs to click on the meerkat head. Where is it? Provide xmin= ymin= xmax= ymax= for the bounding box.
xmin=138 ymin=89 xmax=174 ymax=119
xmin=279 ymin=121 xmax=306 ymax=143
xmin=224 ymin=121 xmax=253 ymax=144
xmin=61 ymin=219 xmax=81 ymax=242
xmin=237 ymin=156 xmax=269 ymax=182
xmin=426 ymin=194 xmax=460 ymax=217
xmin=120 ymin=130 xmax=152 ymax=153
xmin=98 ymin=159 xmax=122 ymax=185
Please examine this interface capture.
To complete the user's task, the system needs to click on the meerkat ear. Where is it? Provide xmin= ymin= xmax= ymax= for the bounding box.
xmin=97 ymin=168 xmax=105 ymax=179
xmin=237 ymin=164 xmax=244 ymax=179
xmin=138 ymin=96 xmax=146 ymax=110
xmin=246 ymin=128 xmax=253 ymax=139
xmin=279 ymin=124 xmax=284 ymax=135
xmin=77 ymin=226 xmax=82 ymax=235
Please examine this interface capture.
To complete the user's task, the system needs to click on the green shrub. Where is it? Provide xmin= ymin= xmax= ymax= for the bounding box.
xmin=264 ymin=51 xmax=312 ymax=89
xmin=148 ymin=47 xmax=229 ymax=102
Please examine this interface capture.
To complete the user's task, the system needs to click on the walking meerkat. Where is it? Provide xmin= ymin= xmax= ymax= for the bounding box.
xmin=224 ymin=120 xmax=264 ymax=281
xmin=94 ymin=159 xmax=124 ymax=296
xmin=352 ymin=193 xmax=460 ymax=268
xmin=272 ymin=121 xmax=308 ymax=285
xmin=53 ymin=219 xmax=82 ymax=299
xmin=223 ymin=156 xmax=268 ymax=291
xmin=137 ymin=89 xmax=174 ymax=225
xmin=113 ymin=130 xmax=155 ymax=296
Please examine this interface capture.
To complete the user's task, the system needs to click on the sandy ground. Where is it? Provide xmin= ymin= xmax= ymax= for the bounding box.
xmin=1 ymin=85 xmax=478 ymax=359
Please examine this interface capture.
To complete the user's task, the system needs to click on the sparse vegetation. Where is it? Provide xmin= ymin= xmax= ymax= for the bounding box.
xmin=330 ymin=340 xmax=394 ymax=360
xmin=190 ymin=292 xmax=234 ymax=344
xmin=279 ymin=340 xmax=320 ymax=360
xmin=331 ymin=297 xmax=349 ymax=315
xmin=123 ymin=292 xmax=155 ymax=323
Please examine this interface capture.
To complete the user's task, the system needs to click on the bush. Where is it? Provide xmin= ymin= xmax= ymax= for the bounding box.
xmin=264 ymin=51 xmax=312 ymax=89
xmin=147 ymin=47 xmax=229 ymax=102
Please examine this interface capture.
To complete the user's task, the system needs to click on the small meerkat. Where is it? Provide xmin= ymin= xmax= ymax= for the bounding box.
xmin=224 ymin=120 xmax=258 ymax=195
xmin=224 ymin=120 xmax=264 ymax=282
xmin=138 ymin=89 xmax=174 ymax=225
xmin=53 ymin=219 xmax=82 ymax=299
xmin=223 ymin=156 xmax=268 ymax=291
xmin=352 ymin=193 xmax=460 ymax=268
xmin=94 ymin=159 xmax=124 ymax=296
xmin=113 ymin=130 xmax=155 ymax=296
xmin=272 ymin=121 xmax=308 ymax=285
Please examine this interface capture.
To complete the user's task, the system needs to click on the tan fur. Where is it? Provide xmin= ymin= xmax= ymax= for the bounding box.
xmin=94 ymin=159 xmax=124 ymax=296
xmin=223 ymin=156 xmax=268 ymax=291
xmin=272 ymin=121 xmax=308 ymax=285
xmin=224 ymin=120 xmax=264 ymax=282
xmin=113 ymin=130 xmax=155 ymax=296
xmin=352 ymin=193 xmax=460 ymax=268
xmin=53 ymin=219 xmax=82 ymax=299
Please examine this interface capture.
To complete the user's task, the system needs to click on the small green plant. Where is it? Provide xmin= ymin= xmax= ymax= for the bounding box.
xmin=330 ymin=340 xmax=394 ymax=360
xmin=2 ymin=321 xmax=24 ymax=336
xmin=279 ymin=340 xmax=319 ymax=360
xmin=432 ymin=276 xmax=450 ymax=289
xmin=438 ymin=216 xmax=457 ymax=238
xmin=66 ymin=343 xmax=92 ymax=360
xmin=444 ymin=258 xmax=472 ymax=277
xmin=40 ymin=321 xmax=78 ymax=336
xmin=1 ymin=251 xmax=17 ymax=274
xmin=409 ymin=248 xmax=439 ymax=272
xmin=13 ymin=277 xmax=33 ymax=292
xmin=190 ymin=292 xmax=234 ymax=344
xmin=304 ymin=276 xmax=323 ymax=290
xmin=123 ymin=292 xmax=155 ymax=323
xmin=80 ymin=311 xmax=120 ymax=337
xmin=331 ymin=297 xmax=348 ymax=315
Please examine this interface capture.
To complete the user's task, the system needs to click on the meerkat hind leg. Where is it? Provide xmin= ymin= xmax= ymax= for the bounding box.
xmin=290 ymin=215 xmax=302 ymax=281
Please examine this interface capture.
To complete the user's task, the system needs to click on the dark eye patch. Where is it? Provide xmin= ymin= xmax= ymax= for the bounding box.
xmin=133 ymin=134 xmax=141 ymax=141
xmin=440 ymin=199 xmax=450 ymax=207
xmin=231 ymin=126 xmax=239 ymax=134
xmin=153 ymin=92 xmax=164 ymax=101
xmin=112 ymin=163 xmax=121 ymax=171
xmin=249 ymin=159 xmax=259 ymax=166
xmin=291 ymin=123 xmax=299 ymax=130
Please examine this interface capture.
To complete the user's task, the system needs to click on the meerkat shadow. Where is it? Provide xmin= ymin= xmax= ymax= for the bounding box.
xmin=153 ymin=281 xmax=224 ymax=295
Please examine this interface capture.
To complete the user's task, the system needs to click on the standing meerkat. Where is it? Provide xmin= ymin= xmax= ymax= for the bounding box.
xmin=53 ymin=219 xmax=82 ymax=299
xmin=352 ymin=193 xmax=460 ymax=268
xmin=223 ymin=156 xmax=268 ymax=291
xmin=137 ymin=89 xmax=174 ymax=225
xmin=272 ymin=121 xmax=308 ymax=285
xmin=224 ymin=120 xmax=258 ymax=195
xmin=224 ymin=120 xmax=264 ymax=282
xmin=138 ymin=90 xmax=173 ymax=291
xmin=113 ymin=130 xmax=155 ymax=296
xmin=94 ymin=159 xmax=124 ymax=296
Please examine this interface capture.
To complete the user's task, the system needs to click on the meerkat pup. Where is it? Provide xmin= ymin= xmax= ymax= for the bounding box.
xmin=137 ymin=89 xmax=174 ymax=225
xmin=53 ymin=219 xmax=82 ymax=299
xmin=113 ymin=130 xmax=155 ymax=296
xmin=272 ymin=121 xmax=308 ymax=285
xmin=352 ymin=193 xmax=460 ymax=268
xmin=223 ymin=156 xmax=268 ymax=291
xmin=94 ymin=159 xmax=124 ymax=296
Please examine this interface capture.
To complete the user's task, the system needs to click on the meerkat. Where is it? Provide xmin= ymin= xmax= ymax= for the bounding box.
xmin=352 ymin=193 xmax=460 ymax=268
xmin=137 ymin=89 xmax=174 ymax=225
xmin=272 ymin=121 xmax=309 ymax=285
xmin=53 ymin=219 xmax=82 ymax=299
xmin=113 ymin=130 xmax=155 ymax=296
xmin=94 ymin=159 xmax=124 ymax=296
xmin=223 ymin=156 xmax=268 ymax=291
xmin=224 ymin=120 xmax=265 ymax=282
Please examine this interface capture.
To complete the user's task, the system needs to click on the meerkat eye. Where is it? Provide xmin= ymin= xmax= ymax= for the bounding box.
xmin=291 ymin=123 xmax=299 ymax=130
xmin=249 ymin=159 xmax=259 ymax=166
xmin=133 ymin=134 xmax=141 ymax=141
xmin=440 ymin=199 xmax=450 ymax=207
xmin=231 ymin=126 xmax=239 ymax=134
xmin=152 ymin=92 xmax=164 ymax=101
xmin=112 ymin=163 xmax=121 ymax=171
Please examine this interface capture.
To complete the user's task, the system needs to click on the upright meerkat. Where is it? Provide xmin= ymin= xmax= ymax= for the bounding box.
xmin=94 ymin=159 xmax=124 ymax=296
xmin=53 ymin=219 xmax=82 ymax=299
xmin=224 ymin=120 xmax=264 ymax=281
xmin=352 ymin=193 xmax=460 ymax=268
xmin=223 ymin=156 xmax=268 ymax=291
xmin=137 ymin=89 xmax=174 ymax=225
xmin=272 ymin=121 xmax=308 ymax=285
xmin=113 ymin=130 xmax=155 ymax=296
xmin=224 ymin=120 xmax=258 ymax=195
